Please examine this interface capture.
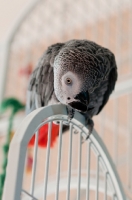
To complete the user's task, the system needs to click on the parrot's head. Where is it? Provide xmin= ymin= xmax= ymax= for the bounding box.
xmin=53 ymin=47 xmax=94 ymax=112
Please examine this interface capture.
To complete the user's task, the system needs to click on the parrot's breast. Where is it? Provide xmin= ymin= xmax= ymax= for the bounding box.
xmin=87 ymin=79 xmax=108 ymax=117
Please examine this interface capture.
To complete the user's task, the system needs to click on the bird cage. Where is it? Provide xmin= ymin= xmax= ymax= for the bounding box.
xmin=3 ymin=104 xmax=126 ymax=200
xmin=0 ymin=0 xmax=132 ymax=199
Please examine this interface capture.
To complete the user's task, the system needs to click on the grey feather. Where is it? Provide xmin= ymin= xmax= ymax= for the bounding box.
xmin=26 ymin=43 xmax=64 ymax=114
xmin=26 ymin=39 xmax=117 ymax=137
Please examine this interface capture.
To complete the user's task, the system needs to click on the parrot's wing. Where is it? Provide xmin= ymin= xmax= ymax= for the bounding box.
xmin=96 ymin=50 xmax=118 ymax=114
xmin=26 ymin=43 xmax=64 ymax=114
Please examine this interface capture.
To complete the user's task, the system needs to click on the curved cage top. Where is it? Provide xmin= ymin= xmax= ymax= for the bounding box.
xmin=1 ymin=0 xmax=132 ymax=199
xmin=3 ymin=104 xmax=126 ymax=200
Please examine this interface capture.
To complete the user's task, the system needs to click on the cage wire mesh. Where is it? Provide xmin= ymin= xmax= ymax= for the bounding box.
xmin=3 ymin=105 xmax=126 ymax=200
xmin=1 ymin=0 xmax=132 ymax=199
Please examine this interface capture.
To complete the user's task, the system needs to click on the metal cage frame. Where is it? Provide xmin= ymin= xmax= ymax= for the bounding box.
xmin=0 ymin=0 xmax=41 ymax=102
xmin=3 ymin=104 xmax=126 ymax=200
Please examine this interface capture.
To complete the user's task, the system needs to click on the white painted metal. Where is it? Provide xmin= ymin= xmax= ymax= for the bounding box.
xmin=3 ymin=104 xmax=126 ymax=200
xmin=55 ymin=121 xmax=63 ymax=200
xmin=86 ymin=142 xmax=91 ymax=200
xmin=104 ymin=172 xmax=108 ymax=200
xmin=96 ymin=155 xmax=99 ymax=200
xmin=0 ymin=0 xmax=41 ymax=101
xmin=0 ymin=42 xmax=10 ymax=105
xmin=66 ymin=124 xmax=73 ymax=200
xmin=0 ymin=0 xmax=132 ymax=198
xmin=43 ymin=122 xmax=52 ymax=200
xmin=77 ymin=133 xmax=82 ymax=200
xmin=30 ymin=131 xmax=38 ymax=196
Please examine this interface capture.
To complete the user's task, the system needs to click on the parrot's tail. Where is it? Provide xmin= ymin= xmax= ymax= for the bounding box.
xmin=28 ymin=123 xmax=69 ymax=148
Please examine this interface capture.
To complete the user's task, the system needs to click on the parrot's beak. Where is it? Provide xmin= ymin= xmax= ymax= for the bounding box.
xmin=74 ymin=91 xmax=89 ymax=105
xmin=68 ymin=91 xmax=89 ymax=112
xmin=68 ymin=101 xmax=87 ymax=112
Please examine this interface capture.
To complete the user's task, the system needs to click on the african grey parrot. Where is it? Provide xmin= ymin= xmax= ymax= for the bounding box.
xmin=26 ymin=39 xmax=117 ymax=139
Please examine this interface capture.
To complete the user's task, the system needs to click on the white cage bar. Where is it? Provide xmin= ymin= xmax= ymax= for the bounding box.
xmin=1 ymin=1 xmax=132 ymax=199
xmin=3 ymin=104 xmax=126 ymax=200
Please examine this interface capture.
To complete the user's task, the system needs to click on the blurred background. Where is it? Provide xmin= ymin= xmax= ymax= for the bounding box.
xmin=0 ymin=0 xmax=132 ymax=199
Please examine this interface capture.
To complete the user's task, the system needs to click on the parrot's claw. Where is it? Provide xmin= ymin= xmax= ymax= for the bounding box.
xmin=86 ymin=118 xmax=94 ymax=139
xmin=81 ymin=136 xmax=86 ymax=144
xmin=72 ymin=128 xmax=86 ymax=144
xmin=80 ymin=118 xmax=94 ymax=143
xmin=81 ymin=132 xmax=91 ymax=144
xmin=66 ymin=106 xmax=75 ymax=122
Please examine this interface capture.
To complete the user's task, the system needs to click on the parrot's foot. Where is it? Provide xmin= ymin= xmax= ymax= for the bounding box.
xmin=81 ymin=118 xmax=94 ymax=143
xmin=87 ymin=118 xmax=94 ymax=138
xmin=66 ymin=106 xmax=75 ymax=122
xmin=72 ymin=118 xmax=94 ymax=144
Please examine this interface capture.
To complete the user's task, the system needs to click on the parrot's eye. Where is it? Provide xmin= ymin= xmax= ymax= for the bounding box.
xmin=66 ymin=78 xmax=72 ymax=84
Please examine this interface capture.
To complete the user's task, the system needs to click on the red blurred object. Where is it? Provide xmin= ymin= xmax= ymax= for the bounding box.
xmin=26 ymin=153 xmax=33 ymax=173
xmin=19 ymin=63 xmax=33 ymax=77
xmin=28 ymin=123 xmax=59 ymax=148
